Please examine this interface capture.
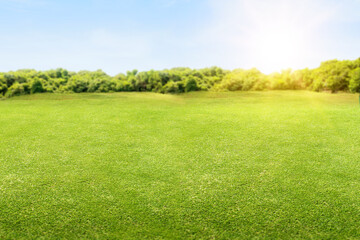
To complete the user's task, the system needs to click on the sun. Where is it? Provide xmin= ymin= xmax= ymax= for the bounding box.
xmin=248 ymin=22 xmax=306 ymax=73
xmin=237 ymin=0 xmax=313 ymax=74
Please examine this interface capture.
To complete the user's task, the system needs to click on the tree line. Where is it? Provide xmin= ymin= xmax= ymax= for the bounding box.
xmin=1 ymin=58 xmax=360 ymax=98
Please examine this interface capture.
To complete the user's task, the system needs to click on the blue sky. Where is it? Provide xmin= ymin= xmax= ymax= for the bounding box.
xmin=1 ymin=0 xmax=360 ymax=75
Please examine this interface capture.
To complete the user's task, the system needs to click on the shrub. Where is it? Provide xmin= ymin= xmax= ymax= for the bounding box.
xmin=216 ymin=68 xmax=266 ymax=91
xmin=162 ymin=81 xmax=179 ymax=93
xmin=5 ymin=83 xmax=29 ymax=97
xmin=88 ymin=78 xmax=112 ymax=92
xmin=30 ymin=78 xmax=44 ymax=94
xmin=0 ymin=82 xmax=7 ymax=96
xmin=184 ymin=77 xmax=198 ymax=92
xmin=115 ymin=81 xmax=133 ymax=91
xmin=66 ymin=76 xmax=89 ymax=93
xmin=349 ymin=68 xmax=360 ymax=93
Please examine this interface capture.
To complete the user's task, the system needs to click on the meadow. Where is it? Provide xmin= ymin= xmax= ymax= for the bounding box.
xmin=0 ymin=91 xmax=360 ymax=239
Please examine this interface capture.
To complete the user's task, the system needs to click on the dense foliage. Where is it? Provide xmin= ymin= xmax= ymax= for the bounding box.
xmin=1 ymin=58 xmax=360 ymax=98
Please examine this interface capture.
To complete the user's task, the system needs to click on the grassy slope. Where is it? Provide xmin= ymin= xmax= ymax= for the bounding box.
xmin=0 ymin=91 xmax=359 ymax=239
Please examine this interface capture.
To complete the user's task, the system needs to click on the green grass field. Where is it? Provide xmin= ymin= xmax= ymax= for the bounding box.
xmin=1 ymin=91 xmax=360 ymax=239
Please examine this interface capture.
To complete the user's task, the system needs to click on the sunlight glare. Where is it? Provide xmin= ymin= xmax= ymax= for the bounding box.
xmin=241 ymin=1 xmax=311 ymax=74
xmin=250 ymin=23 xmax=306 ymax=73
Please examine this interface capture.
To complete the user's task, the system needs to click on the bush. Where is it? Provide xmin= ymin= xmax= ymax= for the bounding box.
xmin=349 ymin=68 xmax=360 ymax=93
xmin=88 ymin=78 xmax=112 ymax=92
xmin=184 ymin=77 xmax=198 ymax=92
xmin=162 ymin=81 xmax=179 ymax=93
xmin=215 ymin=68 xmax=265 ymax=91
xmin=116 ymin=81 xmax=133 ymax=91
xmin=30 ymin=78 xmax=44 ymax=94
xmin=5 ymin=83 xmax=29 ymax=97
xmin=66 ymin=76 xmax=89 ymax=93
xmin=0 ymin=82 xmax=7 ymax=96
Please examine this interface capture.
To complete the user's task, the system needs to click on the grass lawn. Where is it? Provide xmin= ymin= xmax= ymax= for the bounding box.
xmin=0 ymin=91 xmax=360 ymax=239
